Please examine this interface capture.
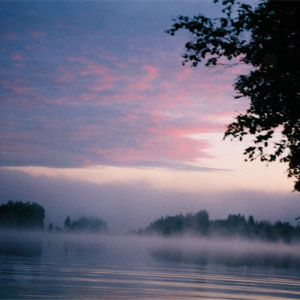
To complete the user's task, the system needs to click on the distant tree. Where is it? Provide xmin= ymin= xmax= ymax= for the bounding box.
xmin=248 ymin=215 xmax=255 ymax=226
xmin=274 ymin=221 xmax=293 ymax=243
xmin=143 ymin=210 xmax=300 ymax=242
xmin=184 ymin=213 xmax=195 ymax=230
xmin=145 ymin=215 xmax=185 ymax=236
xmin=69 ymin=216 xmax=107 ymax=233
xmin=257 ymin=220 xmax=275 ymax=241
xmin=0 ymin=201 xmax=45 ymax=229
xmin=144 ymin=210 xmax=210 ymax=236
xmin=195 ymin=210 xmax=210 ymax=234
xmin=64 ymin=216 xmax=72 ymax=231
xmin=141 ymin=209 xmax=300 ymax=242
xmin=226 ymin=214 xmax=247 ymax=236
xmin=167 ymin=0 xmax=300 ymax=191
xmin=48 ymin=222 xmax=53 ymax=232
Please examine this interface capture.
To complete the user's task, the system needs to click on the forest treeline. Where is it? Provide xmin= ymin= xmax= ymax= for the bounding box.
xmin=1 ymin=201 xmax=300 ymax=242
xmin=62 ymin=216 xmax=107 ymax=233
xmin=0 ymin=201 xmax=45 ymax=229
xmin=0 ymin=201 xmax=107 ymax=233
xmin=140 ymin=210 xmax=300 ymax=243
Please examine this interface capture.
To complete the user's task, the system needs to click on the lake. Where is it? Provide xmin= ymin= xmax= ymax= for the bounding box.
xmin=1 ymin=231 xmax=300 ymax=299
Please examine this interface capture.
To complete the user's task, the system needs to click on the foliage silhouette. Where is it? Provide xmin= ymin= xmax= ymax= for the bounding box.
xmin=48 ymin=222 xmax=53 ymax=232
xmin=142 ymin=210 xmax=300 ymax=243
xmin=167 ymin=0 xmax=300 ymax=191
xmin=63 ymin=216 xmax=107 ymax=233
xmin=64 ymin=216 xmax=71 ymax=231
xmin=0 ymin=201 xmax=45 ymax=229
xmin=195 ymin=210 xmax=210 ymax=235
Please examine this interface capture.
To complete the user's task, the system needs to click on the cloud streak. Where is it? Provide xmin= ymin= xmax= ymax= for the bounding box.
xmin=0 ymin=0 xmax=285 ymax=199
xmin=0 ymin=37 xmax=238 ymax=168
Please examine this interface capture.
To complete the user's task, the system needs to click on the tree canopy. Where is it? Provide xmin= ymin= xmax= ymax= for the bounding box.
xmin=64 ymin=216 xmax=107 ymax=233
xmin=167 ymin=0 xmax=300 ymax=191
xmin=141 ymin=210 xmax=299 ymax=243
xmin=0 ymin=201 xmax=45 ymax=229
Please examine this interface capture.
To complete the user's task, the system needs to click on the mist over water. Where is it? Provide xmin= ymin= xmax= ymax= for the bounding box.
xmin=1 ymin=168 xmax=299 ymax=232
xmin=1 ymin=230 xmax=300 ymax=299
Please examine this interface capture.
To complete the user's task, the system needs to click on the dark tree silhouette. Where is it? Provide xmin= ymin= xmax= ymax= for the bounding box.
xmin=0 ymin=201 xmax=45 ymax=229
xmin=142 ymin=210 xmax=300 ymax=243
xmin=48 ymin=222 xmax=53 ymax=232
xmin=64 ymin=216 xmax=72 ymax=231
xmin=144 ymin=210 xmax=210 ymax=236
xmin=64 ymin=216 xmax=107 ymax=233
xmin=195 ymin=210 xmax=209 ymax=235
xmin=167 ymin=0 xmax=300 ymax=191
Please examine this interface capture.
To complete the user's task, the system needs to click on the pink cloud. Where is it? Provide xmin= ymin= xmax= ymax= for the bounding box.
xmin=113 ymin=92 xmax=147 ymax=102
xmin=126 ymin=65 xmax=159 ymax=92
xmin=66 ymin=56 xmax=88 ymax=64
xmin=176 ymin=68 xmax=192 ymax=81
xmin=25 ymin=45 xmax=34 ymax=50
xmin=128 ymin=81 xmax=152 ymax=91
xmin=56 ymin=67 xmax=76 ymax=83
xmin=80 ymin=93 xmax=95 ymax=102
xmin=2 ymin=31 xmax=18 ymax=40
xmin=94 ymin=148 xmax=150 ymax=163
xmin=74 ymin=62 xmax=119 ymax=93
xmin=88 ymin=75 xmax=118 ymax=92
xmin=1 ymin=43 xmax=250 ymax=168
xmin=12 ymin=54 xmax=24 ymax=61
xmin=37 ymin=96 xmax=70 ymax=106
xmin=166 ymin=138 xmax=212 ymax=161
xmin=13 ymin=87 xmax=32 ymax=94
xmin=94 ymin=114 xmax=216 ymax=164
xmin=29 ymin=31 xmax=45 ymax=39
xmin=143 ymin=65 xmax=159 ymax=81
xmin=80 ymin=64 xmax=109 ymax=76
xmin=61 ymin=106 xmax=216 ymax=165
xmin=204 ymin=111 xmax=240 ymax=120
xmin=125 ymin=115 xmax=138 ymax=120
xmin=1 ymin=80 xmax=34 ymax=96
xmin=14 ymin=63 xmax=24 ymax=69
xmin=162 ymin=124 xmax=225 ymax=137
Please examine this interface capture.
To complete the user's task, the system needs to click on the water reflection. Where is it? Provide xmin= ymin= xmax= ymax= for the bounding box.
xmin=0 ymin=232 xmax=42 ymax=258
xmin=151 ymin=247 xmax=300 ymax=269
xmin=0 ymin=232 xmax=300 ymax=299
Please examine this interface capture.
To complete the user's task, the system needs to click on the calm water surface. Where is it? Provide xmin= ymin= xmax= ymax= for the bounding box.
xmin=1 ymin=232 xmax=300 ymax=299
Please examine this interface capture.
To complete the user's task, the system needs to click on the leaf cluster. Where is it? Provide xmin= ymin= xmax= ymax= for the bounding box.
xmin=167 ymin=0 xmax=300 ymax=190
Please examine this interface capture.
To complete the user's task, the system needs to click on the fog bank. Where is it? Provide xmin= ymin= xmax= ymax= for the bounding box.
xmin=1 ymin=231 xmax=300 ymax=269
xmin=0 ymin=168 xmax=299 ymax=232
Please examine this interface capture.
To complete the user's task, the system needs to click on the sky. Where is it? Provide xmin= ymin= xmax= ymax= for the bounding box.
xmin=0 ymin=1 xmax=299 ymax=231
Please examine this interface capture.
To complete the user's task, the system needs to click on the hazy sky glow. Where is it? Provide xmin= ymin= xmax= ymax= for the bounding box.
xmin=0 ymin=1 xmax=298 ymax=230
